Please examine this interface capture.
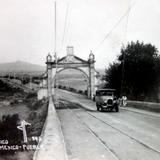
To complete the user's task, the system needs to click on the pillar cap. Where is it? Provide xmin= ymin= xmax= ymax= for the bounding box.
xmin=46 ymin=53 xmax=52 ymax=62
xmin=89 ymin=50 xmax=95 ymax=63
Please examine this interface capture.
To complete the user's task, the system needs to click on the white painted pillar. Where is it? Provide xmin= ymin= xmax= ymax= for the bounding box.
xmin=88 ymin=51 xmax=95 ymax=99
xmin=46 ymin=54 xmax=53 ymax=98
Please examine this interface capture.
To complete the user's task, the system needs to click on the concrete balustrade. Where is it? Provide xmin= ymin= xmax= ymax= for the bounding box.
xmin=33 ymin=98 xmax=68 ymax=160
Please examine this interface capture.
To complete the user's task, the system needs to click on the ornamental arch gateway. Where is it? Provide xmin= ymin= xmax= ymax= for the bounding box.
xmin=46 ymin=46 xmax=97 ymax=99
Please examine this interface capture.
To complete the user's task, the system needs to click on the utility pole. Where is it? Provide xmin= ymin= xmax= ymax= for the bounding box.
xmin=120 ymin=50 xmax=125 ymax=98
xmin=54 ymin=1 xmax=59 ymax=107
xmin=120 ymin=2 xmax=131 ymax=98
xmin=54 ymin=1 xmax=57 ymax=55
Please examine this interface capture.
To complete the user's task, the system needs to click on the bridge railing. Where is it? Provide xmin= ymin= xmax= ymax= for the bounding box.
xmin=126 ymin=100 xmax=160 ymax=112
xmin=33 ymin=97 xmax=68 ymax=160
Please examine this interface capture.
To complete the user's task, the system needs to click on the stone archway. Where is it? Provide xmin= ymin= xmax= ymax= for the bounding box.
xmin=46 ymin=46 xmax=96 ymax=99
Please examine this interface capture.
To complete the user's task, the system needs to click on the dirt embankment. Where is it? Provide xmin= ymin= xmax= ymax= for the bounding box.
xmin=0 ymin=80 xmax=48 ymax=160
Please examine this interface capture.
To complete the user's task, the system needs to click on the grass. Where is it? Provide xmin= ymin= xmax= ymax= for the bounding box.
xmin=27 ymin=98 xmax=48 ymax=137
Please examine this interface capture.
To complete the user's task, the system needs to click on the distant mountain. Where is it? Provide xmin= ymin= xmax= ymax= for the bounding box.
xmin=0 ymin=61 xmax=45 ymax=73
xmin=0 ymin=60 xmax=105 ymax=75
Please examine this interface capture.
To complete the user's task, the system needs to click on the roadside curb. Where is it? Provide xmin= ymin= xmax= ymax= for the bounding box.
xmin=33 ymin=98 xmax=68 ymax=160
xmin=121 ymin=107 xmax=160 ymax=118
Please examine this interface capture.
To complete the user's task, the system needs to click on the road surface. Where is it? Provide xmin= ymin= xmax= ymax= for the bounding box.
xmin=56 ymin=89 xmax=160 ymax=160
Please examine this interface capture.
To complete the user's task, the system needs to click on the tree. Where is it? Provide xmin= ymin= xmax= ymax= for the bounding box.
xmin=105 ymin=41 xmax=160 ymax=101
xmin=104 ymin=62 xmax=122 ymax=96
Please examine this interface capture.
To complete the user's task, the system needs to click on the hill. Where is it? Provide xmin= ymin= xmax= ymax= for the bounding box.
xmin=0 ymin=61 xmax=45 ymax=73
xmin=0 ymin=60 xmax=105 ymax=76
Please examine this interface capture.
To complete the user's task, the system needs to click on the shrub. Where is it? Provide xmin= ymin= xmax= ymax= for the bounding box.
xmin=26 ymin=92 xmax=37 ymax=99
xmin=27 ymin=100 xmax=43 ymax=110
xmin=63 ymin=86 xmax=66 ymax=89
xmin=27 ymin=102 xmax=48 ymax=137
xmin=72 ymin=88 xmax=76 ymax=92
xmin=58 ymin=85 xmax=62 ymax=89
xmin=28 ymin=112 xmax=37 ymax=121
xmin=0 ymin=114 xmax=22 ymax=155
xmin=78 ymin=90 xmax=83 ymax=94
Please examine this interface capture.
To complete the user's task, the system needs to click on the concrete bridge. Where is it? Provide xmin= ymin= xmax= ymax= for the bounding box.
xmin=34 ymin=88 xmax=160 ymax=160
xmin=34 ymin=47 xmax=100 ymax=160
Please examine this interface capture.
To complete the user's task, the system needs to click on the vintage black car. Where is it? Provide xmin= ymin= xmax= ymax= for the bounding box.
xmin=95 ymin=89 xmax=119 ymax=112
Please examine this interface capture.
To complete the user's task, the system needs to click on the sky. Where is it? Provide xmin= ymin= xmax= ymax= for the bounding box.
xmin=0 ymin=0 xmax=160 ymax=68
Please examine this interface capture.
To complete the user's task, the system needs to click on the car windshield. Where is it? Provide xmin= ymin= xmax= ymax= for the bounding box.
xmin=96 ymin=90 xmax=114 ymax=96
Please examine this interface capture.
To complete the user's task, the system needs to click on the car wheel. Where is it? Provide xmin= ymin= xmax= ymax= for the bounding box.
xmin=97 ymin=106 xmax=102 ymax=111
xmin=99 ymin=107 xmax=102 ymax=112
xmin=97 ymin=104 xmax=102 ymax=112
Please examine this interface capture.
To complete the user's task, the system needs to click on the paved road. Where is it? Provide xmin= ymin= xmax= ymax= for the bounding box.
xmin=57 ymin=90 xmax=160 ymax=160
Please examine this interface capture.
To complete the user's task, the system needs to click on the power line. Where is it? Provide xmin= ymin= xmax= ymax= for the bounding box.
xmin=53 ymin=1 xmax=59 ymax=107
xmin=124 ymin=0 xmax=132 ymax=45
xmin=65 ymin=5 xmax=72 ymax=48
xmin=121 ymin=0 xmax=133 ymax=97
xmin=61 ymin=3 xmax=69 ymax=50
xmin=54 ymin=1 xmax=57 ymax=54
xmin=94 ymin=2 xmax=135 ymax=52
